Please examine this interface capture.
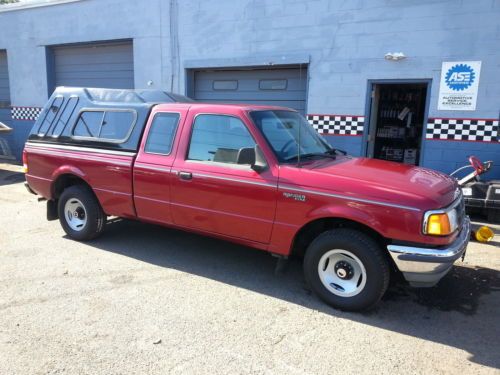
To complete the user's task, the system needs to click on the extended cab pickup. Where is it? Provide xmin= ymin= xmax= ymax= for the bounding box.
xmin=24 ymin=87 xmax=470 ymax=311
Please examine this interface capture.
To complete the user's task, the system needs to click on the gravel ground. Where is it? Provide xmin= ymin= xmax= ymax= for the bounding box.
xmin=1 ymin=163 xmax=499 ymax=374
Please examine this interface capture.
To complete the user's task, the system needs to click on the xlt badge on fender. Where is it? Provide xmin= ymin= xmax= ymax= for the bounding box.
xmin=283 ymin=192 xmax=306 ymax=202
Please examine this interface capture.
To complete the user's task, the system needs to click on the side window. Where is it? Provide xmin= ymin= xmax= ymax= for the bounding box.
xmin=144 ymin=112 xmax=180 ymax=155
xmin=72 ymin=110 xmax=135 ymax=141
xmin=187 ymin=114 xmax=256 ymax=165
xmin=100 ymin=111 xmax=134 ymax=140
xmin=37 ymin=96 xmax=64 ymax=135
xmin=49 ymin=96 xmax=79 ymax=136
xmin=73 ymin=111 xmax=104 ymax=137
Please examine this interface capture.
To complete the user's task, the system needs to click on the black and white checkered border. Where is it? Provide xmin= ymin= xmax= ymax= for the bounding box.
xmin=11 ymin=106 xmax=43 ymax=121
xmin=307 ymin=115 xmax=364 ymax=136
xmin=426 ymin=118 xmax=499 ymax=142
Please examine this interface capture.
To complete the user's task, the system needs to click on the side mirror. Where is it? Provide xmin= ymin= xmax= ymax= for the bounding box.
xmin=251 ymin=145 xmax=268 ymax=173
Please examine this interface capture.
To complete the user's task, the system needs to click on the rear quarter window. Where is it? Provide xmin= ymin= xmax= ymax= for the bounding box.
xmin=144 ymin=112 xmax=180 ymax=155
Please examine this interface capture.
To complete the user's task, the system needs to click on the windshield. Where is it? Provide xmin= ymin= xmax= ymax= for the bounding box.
xmin=249 ymin=110 xmax=333 ymax=162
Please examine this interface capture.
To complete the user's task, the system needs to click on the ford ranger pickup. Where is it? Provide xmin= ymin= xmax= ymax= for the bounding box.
xmin=23 ymin=87 xmax=470 ymax=311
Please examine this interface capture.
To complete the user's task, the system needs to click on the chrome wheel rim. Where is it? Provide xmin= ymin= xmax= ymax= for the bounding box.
xmin=318 ymin=249 xmax=367 ymax=297
xmin=64 ymin=198 xmax=87 ymax=232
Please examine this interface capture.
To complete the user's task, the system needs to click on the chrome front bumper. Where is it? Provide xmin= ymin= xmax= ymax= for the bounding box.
xmin=387 ymin=217 xmax=471 ymax=287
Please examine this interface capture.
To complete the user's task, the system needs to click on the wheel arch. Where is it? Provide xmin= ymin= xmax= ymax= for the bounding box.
xmin=290 ymin=216 xmax=388 ymax=259
xmin=51 ymin=168 xmax=92 ymax=200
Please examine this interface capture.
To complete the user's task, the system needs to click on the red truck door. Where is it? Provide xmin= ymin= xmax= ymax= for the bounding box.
xmin=170 ymin=109 xmax=278 ymax=244
xmin=133 ymin=108 xmax=187 ymax=224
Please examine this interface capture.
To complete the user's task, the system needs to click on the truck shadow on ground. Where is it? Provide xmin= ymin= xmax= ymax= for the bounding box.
xmin=0 ymin=167 xmax=24 ymax=186
xmin=85 ymin=218 xmax=500 ymax=369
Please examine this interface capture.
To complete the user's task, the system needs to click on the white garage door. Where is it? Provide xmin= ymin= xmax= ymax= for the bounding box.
xmin=192 ymin=67 xmax=308 ymax=113
xmin=52 ymin=41 xmax=134 ymax=91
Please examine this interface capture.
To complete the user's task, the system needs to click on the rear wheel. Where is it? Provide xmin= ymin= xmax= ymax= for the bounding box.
xmin=303 ymin=228 xmax=390 ymax=311
xmin=58 ymin=185 xmax=106 ymax=241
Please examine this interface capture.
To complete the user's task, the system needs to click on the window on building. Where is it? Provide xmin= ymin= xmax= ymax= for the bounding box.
xmin=213 ymin=80 xmax=238 ymax=90
xmin=0 ymin=50 xmax=11 ymax=108
xmin=187 ymin=114 xmax=255 ymax=164
xmin=72 ymin=110 xmax=135 ymax=141
xmin=144 ymin=112 xmax=180 ymax=155
xmin=259 ymin=79 xmax=287 ymax=90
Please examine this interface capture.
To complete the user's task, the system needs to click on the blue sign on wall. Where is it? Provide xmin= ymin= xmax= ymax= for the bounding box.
xmin=438 ymin=61 xmax=482 ymax=111
xmin=445 ymin=63 xmax=476 ymax=91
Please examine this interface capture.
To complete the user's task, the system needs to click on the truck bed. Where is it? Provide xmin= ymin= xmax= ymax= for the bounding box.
xmin=25 ymin=142 xmax=137 ymax=218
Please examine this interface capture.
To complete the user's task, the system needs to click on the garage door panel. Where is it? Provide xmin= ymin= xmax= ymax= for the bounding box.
xmin=194 ymin=91 xmax=307 ymax=101
xmin=56 ymin=69 xmax=134 ymax=80
xmin=193 ymin=67 xmax=307 ymax=113
xmin=56 ymin=63 xmax=134 ymax=73
xmin=199 ymin=99 xmax=306 ymax=111
xmin=55 ymin=78 xmax=132 ymax=89
xmin=0 ymin=51 xmax=9 ymax=104
xmin=54 ymin=44 xmax=133 ymax=57
xmin=55 ymin=53 xmax=134 ymax=65
xmin=194 ymin=76 xmax=307 ymax=91
xmin=195 ymin=79 xmax=307 ymax=92
xmin=53 ymin=41 xmax=134 ymax=90
xmin=194 ymin=69 xmax=307 ymax=79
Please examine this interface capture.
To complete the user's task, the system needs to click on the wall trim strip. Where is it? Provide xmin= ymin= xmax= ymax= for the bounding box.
xmin=426 ymin=118 xmax=499 ymax=142
xmin=11 ymin=106 xmax=43 ymax=121
xmin=307 ymin=114 xmax=365 ymax=136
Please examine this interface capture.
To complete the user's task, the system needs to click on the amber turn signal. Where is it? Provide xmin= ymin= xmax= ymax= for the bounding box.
xmin=426 ymin=213 xmax=452 ymax=235
xmin=22 ymin=150 xmax=28 ymax=174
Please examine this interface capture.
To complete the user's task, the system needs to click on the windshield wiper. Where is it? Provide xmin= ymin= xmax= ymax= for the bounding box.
xmin=325 ymin=148 xmax=347 ymax=156
xmin=284 ymin=152 xmax=337 ymax=162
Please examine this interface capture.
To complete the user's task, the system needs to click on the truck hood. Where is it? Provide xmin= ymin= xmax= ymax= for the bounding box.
xmin=280 ymin=156 xmax=458 ymax=210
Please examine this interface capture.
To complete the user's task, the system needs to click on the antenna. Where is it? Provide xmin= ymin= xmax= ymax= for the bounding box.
xmin=297 ymin=63 xmax=302 ymax=167
xmin=297 ymin=113 xmax=301 ymax=167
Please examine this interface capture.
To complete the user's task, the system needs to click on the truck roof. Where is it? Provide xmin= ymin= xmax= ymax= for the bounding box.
xmin=152 ymin=102 xmax=295 ymax=113
xmin=55 ymin=87 xmax=195 ymax=106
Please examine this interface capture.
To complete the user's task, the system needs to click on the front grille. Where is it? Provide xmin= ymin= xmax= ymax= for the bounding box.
xmin=455 ymin=195 xmax=466 ymax=229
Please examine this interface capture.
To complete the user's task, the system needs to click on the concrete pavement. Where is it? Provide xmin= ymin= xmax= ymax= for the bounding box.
xmin=1 ymin=163 xmax=499 ymax=374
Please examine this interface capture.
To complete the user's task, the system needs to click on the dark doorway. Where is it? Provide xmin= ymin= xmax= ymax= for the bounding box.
xmin=366 ymin=83 xmax=428 ymax=166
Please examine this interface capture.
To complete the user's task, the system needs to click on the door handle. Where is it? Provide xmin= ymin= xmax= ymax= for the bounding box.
xmin=179 ymin=171 xmax=192 ymax=180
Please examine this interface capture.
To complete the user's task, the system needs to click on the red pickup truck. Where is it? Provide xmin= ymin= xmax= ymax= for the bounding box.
xmin=24 ymin=87 xmax=470 ymax=311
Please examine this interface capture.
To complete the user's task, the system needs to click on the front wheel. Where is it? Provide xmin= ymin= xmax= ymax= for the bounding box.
xmin=58 ymin=185 xmax=106 ymax=241
xmin=303 ymin=228 xmax=390 ymax=311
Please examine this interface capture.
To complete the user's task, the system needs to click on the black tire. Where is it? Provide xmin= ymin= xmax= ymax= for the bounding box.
xmin=303 ymin=228 xmax=390 ymax=311
xmin=58 ymin=185 xmax=106 ymax=241
xmin=487 ymin=209 xmax=500 ymax=224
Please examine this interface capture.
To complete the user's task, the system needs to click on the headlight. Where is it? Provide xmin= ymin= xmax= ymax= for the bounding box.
xmin=423 ymin=206 xmax=459 ymax=236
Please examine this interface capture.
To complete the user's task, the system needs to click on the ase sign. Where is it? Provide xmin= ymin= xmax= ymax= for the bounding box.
xmin=437 ymin=61 xmax=481 ymax=111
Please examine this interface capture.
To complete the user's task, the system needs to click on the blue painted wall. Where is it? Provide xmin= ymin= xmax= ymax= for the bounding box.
xmin=324 ymin=135 xmax=364 ymax=157
xmin=0 ymin=109 xmax=34 ymax=160
xmin=423 ymin=140 xmax=500 ymax=180
xmin=10 ymin=120 xmax=34 ymax=160
xmin=0 ymin=0 xmax=498 ymax=177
